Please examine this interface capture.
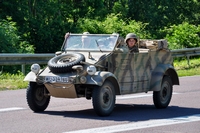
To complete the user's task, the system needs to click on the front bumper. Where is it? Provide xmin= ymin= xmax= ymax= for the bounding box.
xmin=44 ymin=82 xmax=77 ymax=98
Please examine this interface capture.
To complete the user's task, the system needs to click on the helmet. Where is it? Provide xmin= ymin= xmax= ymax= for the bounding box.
xmin=125 ymin=33 xmax=138 ymax=43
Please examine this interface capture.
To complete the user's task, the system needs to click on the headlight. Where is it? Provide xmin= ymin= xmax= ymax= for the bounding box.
xmin=31 ymin=63 xmax=40 ymax=74
xmin=87 ymin=65 xmax=96 ymax=75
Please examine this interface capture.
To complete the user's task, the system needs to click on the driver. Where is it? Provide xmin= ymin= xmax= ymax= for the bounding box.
xmin=125 ymin=33 xmax=139 ymax=53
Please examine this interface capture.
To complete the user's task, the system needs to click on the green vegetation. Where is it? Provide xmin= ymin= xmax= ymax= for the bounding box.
xmin=0 ymin=0 xmax=200 ymax=53
xmin=0 ymin=0 xmax=200 ymax=90
xmin=0 ymin=17 xmax=34 ymax=53
xmin=161 ymin=22 xmax=200 ymax=49
xmin=174 ymin=57 xmax=200 ymax=77
xmin=0 ymin=71 xmax=28 ymax=91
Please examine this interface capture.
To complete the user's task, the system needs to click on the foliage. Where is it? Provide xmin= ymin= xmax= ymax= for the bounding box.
xmin=125 ymin=0 xmax=200 ymax=38
xmin=0 ymin=0 xmax=107 ymax=53
xmin=0 ymin=17 xmax=34 ymax=53
xmin=78 ymin=14 xmax=150 ymax=38
xmin=162 ymin=22 xmax=200 ymax=49
xmin=0 ymin=0 xmax=199 ymax=53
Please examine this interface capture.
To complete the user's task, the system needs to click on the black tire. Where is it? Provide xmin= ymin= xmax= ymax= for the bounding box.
xmin=26 ymin=82 xmax=50 ymax=112
xmin=48 ymin=53 xmax=85 ymax=73
xmin=153 ymin=76 xmax=173 ymax=109
xmin=92 ymin=80 xmax=116 ymax=116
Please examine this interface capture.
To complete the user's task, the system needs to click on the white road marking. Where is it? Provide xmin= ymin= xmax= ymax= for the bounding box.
xmin=117 ymin=94 xmax=152 ymax=100
xmin=117 ymin=92 xmax=179 ymax=100
xmin=0 ymin=107 xmax=25 ymax=112
xmin=64 ymin=114 xmax=200 ymax=133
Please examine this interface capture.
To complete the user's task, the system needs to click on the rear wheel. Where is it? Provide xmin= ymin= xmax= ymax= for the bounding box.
xmin=153 ymin=76 xmax=173 ymax=108
xmin=92 ymin=80 xmax=116 ymax=116
xmin=26 ymin=82 xmax=50 ymax=112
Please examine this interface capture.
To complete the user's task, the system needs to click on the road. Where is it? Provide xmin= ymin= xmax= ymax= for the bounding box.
xmin=0 ymin=76 xmax=200 ymax=133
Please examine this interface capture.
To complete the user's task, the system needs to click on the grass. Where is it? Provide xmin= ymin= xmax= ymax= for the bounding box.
xmin=174 ymin=57 xmax=200 ymax=77
xmin=0 ymin=57 xmax=200 ymax=91
xmin=0 ymin=72 xmax=28 ymax=91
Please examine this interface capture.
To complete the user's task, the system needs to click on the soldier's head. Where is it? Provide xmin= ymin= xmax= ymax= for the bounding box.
xmin=125 ymin=33 xmax=138 ymax=48
xmin=82 ymin=32 xmax=91 ymax=47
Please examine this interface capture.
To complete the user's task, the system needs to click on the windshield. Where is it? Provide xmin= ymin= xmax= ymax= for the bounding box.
xmin=62 ymin=34 xmax=119 ymax=52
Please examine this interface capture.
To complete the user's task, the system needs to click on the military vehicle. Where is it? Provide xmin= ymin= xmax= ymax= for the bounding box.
xmin=24 ymin=33 xmax=179 ymax=116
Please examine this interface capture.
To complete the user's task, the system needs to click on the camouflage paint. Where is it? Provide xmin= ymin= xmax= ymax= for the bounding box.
xmin=25 ymin=35 xmax=179 ymax=98
xmin=101 ymin=48 xmax=174 ymax=95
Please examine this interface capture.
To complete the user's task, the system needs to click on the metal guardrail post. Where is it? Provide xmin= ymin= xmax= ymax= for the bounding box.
xmin=21 ymin=64 xmax=25 ymax=75
xmin=187 ymin=55 xmax=190 ymax=67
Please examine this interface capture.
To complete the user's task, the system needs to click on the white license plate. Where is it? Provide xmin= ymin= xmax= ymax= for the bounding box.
xmin=45 ymin=76 xmax=69 ymax=83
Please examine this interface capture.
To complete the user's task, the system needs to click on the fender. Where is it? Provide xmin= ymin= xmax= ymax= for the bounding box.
xmin=84 ymin=71 xmax=120 ymax=94
xmin=150 ymin=64 xmax=178 ymax=91
xmin=24 ymin=71 xmax=37 ymax=82
xmin=85 ymin=71 xmax=117 ymax=86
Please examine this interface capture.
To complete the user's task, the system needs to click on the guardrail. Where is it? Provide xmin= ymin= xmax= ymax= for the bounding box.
xmin=171 ymin=47 xmax=200 ymax=66
xmin=0 ymin=53 xmax=54 ymax=65
xmin=172 ymin=47 xmax=200 ymax=57
xmin=0 ymin=53 xmax=54 ymax=74
xmin=0 ymin=47 xmax=200 ymax=74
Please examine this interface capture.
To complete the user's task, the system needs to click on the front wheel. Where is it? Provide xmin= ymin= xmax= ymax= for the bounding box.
xmin=153 ymin=76 xmax=173 ymax=108
xmin=26 ymin=82 xmax=50 ymax=112
xmin=92 ymin=80 xmax=116 ymax=116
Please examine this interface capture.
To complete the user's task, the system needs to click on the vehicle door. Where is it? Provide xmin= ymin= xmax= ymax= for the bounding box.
xmin=109 ymin=52 xmax=151 ymax=94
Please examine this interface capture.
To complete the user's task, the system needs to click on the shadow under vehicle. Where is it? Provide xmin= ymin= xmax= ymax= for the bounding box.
xmin=24 ymin=33 xmax=179 ymax=116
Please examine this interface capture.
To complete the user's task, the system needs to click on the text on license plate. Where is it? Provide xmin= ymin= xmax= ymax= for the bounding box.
xmin=45 ymin=76 xmax=69 ymax=83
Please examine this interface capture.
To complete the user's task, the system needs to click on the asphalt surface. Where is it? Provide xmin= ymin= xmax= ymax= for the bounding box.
xmin=0 ymin=76 xmax=200 ymax=133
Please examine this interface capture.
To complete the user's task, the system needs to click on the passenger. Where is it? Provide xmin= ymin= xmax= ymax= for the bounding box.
xmin=64 ymin=32 xmax=93 ymax=49
xmin=81 ymin=32 xmax=92 ymax=48
xmin=125 ymin=33 xmax=139 ymax=53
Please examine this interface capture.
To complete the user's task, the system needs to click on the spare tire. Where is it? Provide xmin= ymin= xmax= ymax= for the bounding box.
xmin=48 ymin=53 xmax=85 ymax=73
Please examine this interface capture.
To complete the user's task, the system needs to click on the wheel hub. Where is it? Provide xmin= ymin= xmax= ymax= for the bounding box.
xmin=35 ymin=88 xmax=44 ymax=101
xmin=58 ymin=57 xmax=76 ymax=64
xmin=162 ymin=87 xmax=167 ymax=98
xmin=103 ymin=92 xmax=109 ymax=104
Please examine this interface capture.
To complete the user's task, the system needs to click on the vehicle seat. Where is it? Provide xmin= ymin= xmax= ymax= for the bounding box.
xmin=116 ymin=37 xmax=126 ymax=47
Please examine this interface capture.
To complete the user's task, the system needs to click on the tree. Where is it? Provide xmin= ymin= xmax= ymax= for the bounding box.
xmin=162 ymin=22 xmax=200 ymax=49
xmin=126 ymin=0 xmax=200 ymax=38
xmin=0 ymin=0 xmax=108 ymax=53
xmin=0 ymin=18 xmax=34 ymax=53
xmin=78 ymin=14 xmax=150 ymax=38
xmin=0 ymin=0 xmax=199 ymax=53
